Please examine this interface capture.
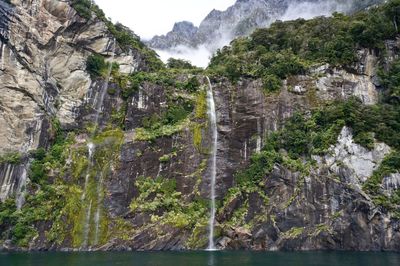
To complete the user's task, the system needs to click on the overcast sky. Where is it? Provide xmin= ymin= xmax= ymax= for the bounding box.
xmin=95 ymin=0 xmax=236 ymax=40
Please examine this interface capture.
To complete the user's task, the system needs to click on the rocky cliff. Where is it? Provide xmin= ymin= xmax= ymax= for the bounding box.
xmin=0 ymin=0 xmax=399 ymax=252
xmin=0 ymin=0 xmax=159 ymax=203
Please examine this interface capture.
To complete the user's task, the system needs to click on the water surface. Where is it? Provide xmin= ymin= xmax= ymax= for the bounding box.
xmin=1 ymin=251 xmax=400 ymax=266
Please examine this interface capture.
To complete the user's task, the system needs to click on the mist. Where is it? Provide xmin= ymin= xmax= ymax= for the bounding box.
xmin=281 ymin=1 xmax=352 ymax=21
xmin=156 ymin=0 xmax=357 ymax=68
xmin=156 ymin=34 xmax=232 ymax=68
xmin=155 ymin=45 xmax=212 ymax=68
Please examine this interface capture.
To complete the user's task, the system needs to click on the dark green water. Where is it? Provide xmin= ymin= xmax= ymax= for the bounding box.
xmin=1 ymin=251 xmax=400 ymax=266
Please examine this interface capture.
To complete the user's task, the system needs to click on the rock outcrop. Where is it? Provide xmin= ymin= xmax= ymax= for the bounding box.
xmin=216 ymin=126 xmax=400 ymax=251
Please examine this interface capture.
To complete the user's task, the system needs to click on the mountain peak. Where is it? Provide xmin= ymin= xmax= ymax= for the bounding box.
xmin=172 ymin=21 xmax=197 ymax=33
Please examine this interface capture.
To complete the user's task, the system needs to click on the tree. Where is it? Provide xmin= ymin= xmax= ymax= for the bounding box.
xmin=167 ymin=58 xmax=195 ymax=69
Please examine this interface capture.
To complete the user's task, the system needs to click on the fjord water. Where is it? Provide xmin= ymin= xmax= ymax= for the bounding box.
xmin=1 ymin=252 xmax=400 ymax=266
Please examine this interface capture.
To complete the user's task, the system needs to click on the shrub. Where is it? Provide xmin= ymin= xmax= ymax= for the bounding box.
xmin=363 ymin=151 xmax=400 ymax=208
xmin=30 ymin=148 xmax=46 ymax=161
xmin=379 ymin=58 xmax=400 ymax=103
xmin=71 ymin=0 xmax=92 ymax=20
xmin=183 ymin=77 xmax=201 ymax=92
xmin=0 ymin=152 xmax=22 ymax=165
xmin=167 ymin=58 xmax=196 ymax=69
xmin=164 ymin=101 xmax=194 ymax=124
xmin=262 ymin=74 xmax=282 ymax=93
xmin=86 ymin=54 xmax=108 ymax=78
xmin=29 ymin=159 xmax=46 ymax=184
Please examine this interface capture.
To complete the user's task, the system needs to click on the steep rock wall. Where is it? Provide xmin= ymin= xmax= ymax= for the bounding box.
xmin=0 ymin=0 xmax=148 ymax=202
xmin=0 ymin=0 xmax=398 ymax=252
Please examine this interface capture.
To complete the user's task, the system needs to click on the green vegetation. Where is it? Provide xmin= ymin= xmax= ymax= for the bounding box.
xmin=208 ymin=1 xmax=399 ymax=91
xmin=129 ymin=71 xmax=207 ymax=142
xmin=0 ymin=185 xmax=69 ymax=247
xmin=262 ymin=74 xmax=282 ymax=93
xmin=0 ymin=141 xmax=72 ymax=247
xmin=282 ymin=227 xmax=305 ymax=239
xmin=68 ymin=128 xmax=124 ymax=248
xmin=135 ymin=118 xmax=190 ymax=142
xmin=262 ymin=98 xmax=400 ymax=158
xmin=28 ymin=123 xmax=73 ymax=186
xmin=220 ymin=93 xmax=400 ymax=227
xmin=228 ymin=96 xmax=399 ymax=181
xmin=215 ymin=0 xmax=400 ymax=226
xmin=86 ymin=54 xmax=109 ymax=78
xmin=159 ymin=151 xmax=177 ymax=163
xmin=128 ymin=70 xmax=202 ymax=93
xmin=103 ymin=23 xmax=164 ymax=71
xmin=71 ymin=0 xmax=92 ymax=20
xmin=0 ymin=119 xmax=126 ymax=248
xmin=71 ymin=0 xmax=163 ymax=71
xmin=379 ymin=58 xmax=400 ymax=103
xmin=130 ymin=176 xmax=208 ymax=230
xmin=195 ymin=90 xmax=207 ymax=119
xmin=0 ymin=117 xmax=78 ymax=247
xmin=183 ymin=77 xmax=201 ymax=93
xmin=3 ymin=0 xmax=400 ymax=250
xmin=167 ymin=58 xmax=197 ymax=70
xmin=0 ymin=152 xmax=22 ymax=165
xmin=363 ymin=151 xmax=400 ymax=210
xmin=28 ymin=119 xmax=71 ymax=184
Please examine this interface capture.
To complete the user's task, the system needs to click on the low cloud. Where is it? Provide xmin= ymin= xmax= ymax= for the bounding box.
xmin=155 ymin=35 xmax=232 ymax=68
xmin=281 ymin=1 xmax=351 ymax=21
xmin=155 ymin=45 xmax=212 ymax=68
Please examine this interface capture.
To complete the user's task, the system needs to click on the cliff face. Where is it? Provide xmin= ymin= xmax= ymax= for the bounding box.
xmin=0 ymin=0 xmax=399 ymax=252
xmin=0 ymin=0 xmax=150 ymax=202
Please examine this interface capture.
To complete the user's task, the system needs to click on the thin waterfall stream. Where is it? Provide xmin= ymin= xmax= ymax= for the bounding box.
xmin=81 ymin=38 xmax=115 ymax=249
xmin=206 ymin=76 xmax=218 ymax=251
xmin=15 ymin=166 xmax=28 ymax=210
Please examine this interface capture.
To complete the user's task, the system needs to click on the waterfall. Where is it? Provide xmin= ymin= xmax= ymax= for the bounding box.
xmin=81 ymin=142 xmax=95 ymax=201
xmin=206 ymin=76 xmax=218 ymax=251
xmin=137 ymin=88 xmax=145 ymax=109
xmin=244 ymin=141 xmax=247 ymax=160
xmin=81 ymin=141 xmax=95 ymax=249
xmin=16 ymin=166 xmax=28 ymax=210
xmin=156 ymin=163 xmax=163 ymax=177
xmin=80 ymin=38 xmax=115 ymax=249
xmin=93 ymin=170 xmax=105 ymax=245
xmin=82 ymin=200 xmax=93 ymax=249
xmin=93 ymin=39 xmax=116 ymax=128
xmin=256 ymin=118 xmax=262 ymax=153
